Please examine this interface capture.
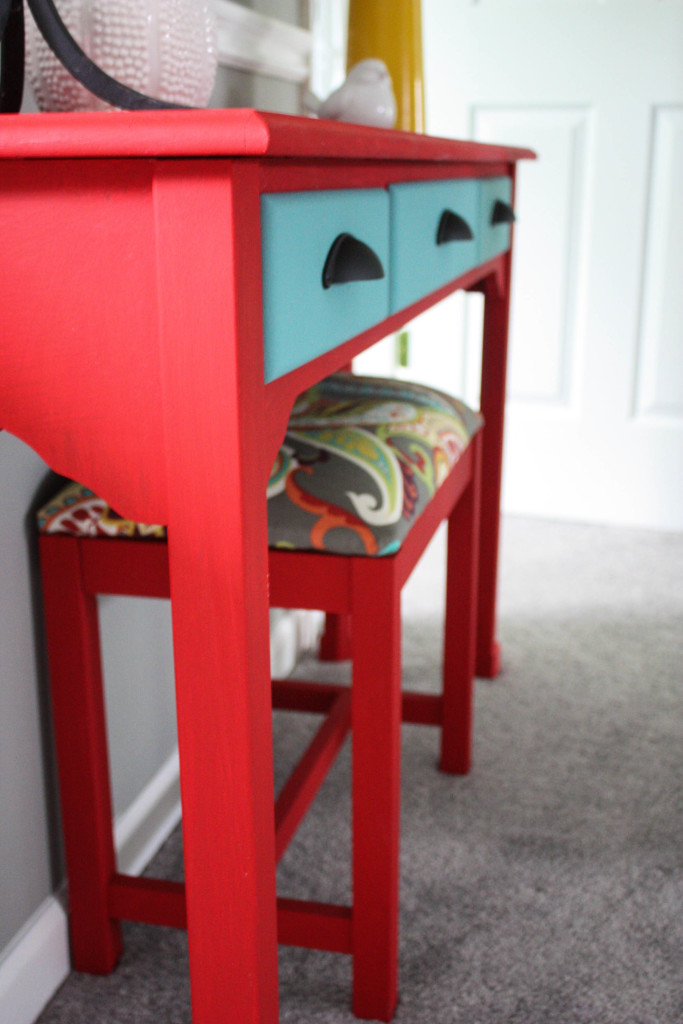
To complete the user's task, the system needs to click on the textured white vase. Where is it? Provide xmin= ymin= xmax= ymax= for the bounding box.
xmin=25 ymin=0 xmax=218 ymax=111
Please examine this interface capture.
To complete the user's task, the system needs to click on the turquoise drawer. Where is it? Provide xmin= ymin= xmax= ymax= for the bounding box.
xmin=389 ymin=178 xmax=479 ymax=313
xmin=478 ymin=176 xmax=514 ymax=264
xmin=261 ymin=188 xmax=390 ymax=382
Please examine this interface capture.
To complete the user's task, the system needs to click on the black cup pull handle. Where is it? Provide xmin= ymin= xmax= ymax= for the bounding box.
xmin=491 ymin=199 xmax=516 ymax=226
xmin=436 ymin=209 xmax=474 ymax=245
xmin=322 ymin=233 xmax=385 ymax=289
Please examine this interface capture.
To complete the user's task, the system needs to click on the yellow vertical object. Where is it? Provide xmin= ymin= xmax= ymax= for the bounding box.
xmin=347 ymin=0 xmax=425 ymax=132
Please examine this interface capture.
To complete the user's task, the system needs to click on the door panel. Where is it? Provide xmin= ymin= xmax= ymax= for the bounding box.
xmin=417 ymin=0 xmax=683 ymax=529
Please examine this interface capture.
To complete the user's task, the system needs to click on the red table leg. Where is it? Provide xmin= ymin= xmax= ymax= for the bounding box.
xmin=166 ymin=516 xmax=279 ymax=1023
xmin=154 ymin=161 xmax=280 ymax=1024
xmin=476 ymin=260 xmax=512 ymax=679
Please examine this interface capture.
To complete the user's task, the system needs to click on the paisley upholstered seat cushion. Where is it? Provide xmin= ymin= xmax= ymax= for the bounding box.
xmin=37 ymin=373 xmax=482 ymax=557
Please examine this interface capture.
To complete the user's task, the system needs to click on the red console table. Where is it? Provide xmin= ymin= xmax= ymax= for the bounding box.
xmin=0 ymin=109 xmax=533 ymax=1023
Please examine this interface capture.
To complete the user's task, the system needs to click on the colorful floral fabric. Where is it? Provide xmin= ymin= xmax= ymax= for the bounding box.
xmin=37 ymin=374 xmax=482 ymax=557
xmin=36 ymin=481 xmax=166 ymax=539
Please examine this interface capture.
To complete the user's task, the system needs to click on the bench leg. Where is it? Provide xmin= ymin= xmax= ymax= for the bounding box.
xmin=39 ymin=536 xmax=122 ymax=973
xmin=350 ymin=560 xmax=401 ymax=1021
xmin=441 ymin=432 xmax=482 ymax=774
xmin=319 ymin=612 xmax=352 ymax=661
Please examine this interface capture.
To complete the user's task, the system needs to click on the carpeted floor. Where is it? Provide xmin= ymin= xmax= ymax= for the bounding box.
xmin=37 ymin=517 xmax=683 ymax=1024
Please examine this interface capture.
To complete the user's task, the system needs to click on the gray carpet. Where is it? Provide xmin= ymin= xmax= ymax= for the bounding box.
xmin=38 ymin=517 xmax=683 ymax=1023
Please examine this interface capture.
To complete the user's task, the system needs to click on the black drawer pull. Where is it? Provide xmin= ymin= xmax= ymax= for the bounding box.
xmin=491 ymin=200 xmax=516 ymax=226
xmin=322 ymin=233 xmax=385 ymax=289
xmin=436 ymin=209 xmax=474 ymax=245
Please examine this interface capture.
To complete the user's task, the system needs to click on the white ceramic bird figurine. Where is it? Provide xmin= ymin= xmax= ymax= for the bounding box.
xmin=305 ymin=59 xmax=397 ymax=129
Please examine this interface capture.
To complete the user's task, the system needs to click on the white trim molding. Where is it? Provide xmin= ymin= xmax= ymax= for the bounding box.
xmin=213 ymin=0 xmax=312 ymax=83
xmin=0 ymin=897 xmax=69 ymax=1024
xmin=114 ymin=749 xmax=182 ymax=877
xmin=309 ymin=0 xmax=348 ymax=98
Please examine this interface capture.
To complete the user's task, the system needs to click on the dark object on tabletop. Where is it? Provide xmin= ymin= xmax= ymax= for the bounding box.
xmin=0 ymin=0 xmax=182 ymax=112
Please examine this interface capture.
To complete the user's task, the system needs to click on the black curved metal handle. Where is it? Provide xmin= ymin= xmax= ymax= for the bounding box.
xmin=491 ymin=200 xmax=516 ymax=226
xmin=0 ymin=0 xmax=25 ymax=113
xmin=322 ymin=233 xmax=385 ymax=289
xmin=436 ymin=209 xmax=474 ymax=246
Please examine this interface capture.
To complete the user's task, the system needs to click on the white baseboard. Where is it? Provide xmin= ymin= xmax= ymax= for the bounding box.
xmin=270 ymin=608 xmax=323 ymax=679
xmin=0 ymin=750 xmax=182 ymax=1024
xmin=114 ymin=749 xmax=182 ymax=877
xmin=0 ymin=897 xmax=69 ymax=1024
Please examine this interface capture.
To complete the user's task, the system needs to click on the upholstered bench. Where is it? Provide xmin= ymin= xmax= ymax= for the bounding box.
xmin=37 ymin=372 xmax=483 ymax=1021
xmin=39 ymin=372 xmax=481 ymax=555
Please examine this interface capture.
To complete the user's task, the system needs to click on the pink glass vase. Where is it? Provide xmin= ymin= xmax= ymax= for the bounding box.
xmin=25 ymin=0 xmax=218 ymax=111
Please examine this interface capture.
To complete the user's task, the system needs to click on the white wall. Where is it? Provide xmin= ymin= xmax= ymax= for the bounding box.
xmin=0 ymin=435 xmax=56 ymax=951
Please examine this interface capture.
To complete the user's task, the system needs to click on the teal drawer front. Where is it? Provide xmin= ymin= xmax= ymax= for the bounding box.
xmin=479 ymin=176 xmax=514 ymax=264
xmin=389 ymin=179 xmax=479 ymax=313
xmin=261 ymin=189 xmax=390 ymax=382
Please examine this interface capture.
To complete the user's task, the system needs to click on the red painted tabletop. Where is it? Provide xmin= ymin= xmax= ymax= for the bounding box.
xmin=0 ymin=107 xmax=535 ymax=163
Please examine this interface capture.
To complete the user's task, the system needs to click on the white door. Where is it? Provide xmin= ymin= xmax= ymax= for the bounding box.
xmin=358 ymin=0 xmax=683 ymax=530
